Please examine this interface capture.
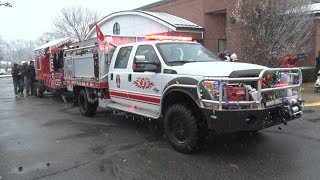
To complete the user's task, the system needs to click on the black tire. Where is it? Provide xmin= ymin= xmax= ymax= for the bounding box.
xmin=78 ymin=89 xmax=98 ymax=117
xmin=164 ymin=104 xmax=200 ymax=153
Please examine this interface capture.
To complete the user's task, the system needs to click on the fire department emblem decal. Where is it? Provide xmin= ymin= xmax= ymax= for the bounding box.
xmin=116 ymin=75 xmax=121 ymax=88
xmin=133 ymin=77 xmax=155 ymax=89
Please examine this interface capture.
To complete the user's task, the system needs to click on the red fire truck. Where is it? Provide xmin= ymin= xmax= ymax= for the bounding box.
xmin=34 ymin=38 xmax=74 ymax=97
xmin=64 ymin=34 xmax=303 ymax=153
xmin=34 ymin=32 xmax=303 ymax=153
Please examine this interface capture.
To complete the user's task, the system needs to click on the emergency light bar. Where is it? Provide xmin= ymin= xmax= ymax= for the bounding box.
xmin=146 ymin=35 xmax=192 ymax=41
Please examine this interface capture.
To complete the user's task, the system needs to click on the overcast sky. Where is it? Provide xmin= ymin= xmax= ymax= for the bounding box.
xmin=0 ymin=0 xmax=159 ymax=41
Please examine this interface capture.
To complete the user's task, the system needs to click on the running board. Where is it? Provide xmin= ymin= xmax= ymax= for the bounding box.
xmin=107 ymin=102 xmax=159 ymax=119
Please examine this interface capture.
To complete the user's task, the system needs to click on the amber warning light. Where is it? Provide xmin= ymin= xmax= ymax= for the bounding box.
xmin=146 ymin=35 xmax=192 ymax=41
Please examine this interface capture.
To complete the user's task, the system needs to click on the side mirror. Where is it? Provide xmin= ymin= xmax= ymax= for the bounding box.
xmin=133 ymin=55 xmax=161 ymax=73
xmin=135 ymin=55 xmax=146 ymax=62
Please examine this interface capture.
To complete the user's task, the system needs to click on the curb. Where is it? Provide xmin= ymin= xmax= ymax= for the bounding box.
xmin=304 ymin=102 xmax=320 ymax=107
xmin=0 ymin=75 xmax=12 ymax=78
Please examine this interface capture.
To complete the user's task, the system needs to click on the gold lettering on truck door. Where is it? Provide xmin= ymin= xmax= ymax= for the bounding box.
xmin=133 ymin=77 xmax=155 ymax=89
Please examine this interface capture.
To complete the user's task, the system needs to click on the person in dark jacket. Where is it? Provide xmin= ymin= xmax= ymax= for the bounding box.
xmin=26 ymin=61 xmax=36 ymax=96
xmin=16 ymin=64 xmax=24 ymax=96
xmin=21 ymin=62 xmax=28 ymax=94
xmin=11 ymin=63 xmax=19 ymax=95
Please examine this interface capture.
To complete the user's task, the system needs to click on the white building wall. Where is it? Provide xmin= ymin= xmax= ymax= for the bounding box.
xmin=87 ymin=15 xmax=173 ymax=39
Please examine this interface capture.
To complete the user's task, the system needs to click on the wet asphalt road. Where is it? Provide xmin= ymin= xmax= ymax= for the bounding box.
xmin=0 ymin=77 xmax=320 ymax=180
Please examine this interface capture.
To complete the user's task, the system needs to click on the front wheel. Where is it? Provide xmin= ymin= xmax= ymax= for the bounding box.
xmin=78 ymin=89 xmax=98 ymax=117
xmin=164 ymin=104 xmax=200 ymax=153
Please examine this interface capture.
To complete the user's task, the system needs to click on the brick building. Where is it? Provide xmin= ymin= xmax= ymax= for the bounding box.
xmin=138 ymin=0 xmax=320 ymax=67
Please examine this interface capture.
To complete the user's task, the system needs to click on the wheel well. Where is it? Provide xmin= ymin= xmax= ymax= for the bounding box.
xmin=162 ymin=90 xmax=208 ymax=133
xmin=74 ymin=86 xmax=97 ymax=103
xmin=73 ymin=86 xmax=84 ymax=105
xmin=73 ymin=86 xmax=84 ymax=94
xmin=162 ymin=91 xmax=195 ymax=114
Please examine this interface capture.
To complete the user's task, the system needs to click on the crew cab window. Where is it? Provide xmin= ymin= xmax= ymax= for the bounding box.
xmin=134 ymin=45 xmax=160 ymax=70
xmin=114 ymin=46 xmax=133 ymax=69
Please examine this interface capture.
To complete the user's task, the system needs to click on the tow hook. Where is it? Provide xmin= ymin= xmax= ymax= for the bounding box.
xmin=279 ymin=98 xmax=302 ymax=125
xmin=282 ymin=118 xmax=288 ymax=125
xmin=279 ymin=108 xmax=289 ymax=125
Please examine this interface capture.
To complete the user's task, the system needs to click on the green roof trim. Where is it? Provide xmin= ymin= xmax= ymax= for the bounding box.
xmin=135 ymin=0 xmax=176 ymax=10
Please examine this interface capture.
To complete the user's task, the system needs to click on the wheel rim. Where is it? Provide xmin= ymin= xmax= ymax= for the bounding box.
xmin=171 ymin=113 xmax=189 ymax=144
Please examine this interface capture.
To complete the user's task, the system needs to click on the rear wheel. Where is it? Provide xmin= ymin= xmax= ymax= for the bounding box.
xmin=78 ymin=89 xmax=98 ymax=117
xmin=164 ymin=104 xmax=200 ymax=153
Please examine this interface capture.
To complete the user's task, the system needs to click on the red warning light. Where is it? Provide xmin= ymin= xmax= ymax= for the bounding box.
xmin=146 ymin=35 xmax=192 ymax=41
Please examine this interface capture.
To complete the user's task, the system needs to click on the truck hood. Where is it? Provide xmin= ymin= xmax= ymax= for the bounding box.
xmin=171 ymin=61 xmax=268 ymax=77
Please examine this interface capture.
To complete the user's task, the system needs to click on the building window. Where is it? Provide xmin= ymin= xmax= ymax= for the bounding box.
xmin=218 ymin=39 xmax=227 ymax=53
xmin=113 ymin=22 xmax=120 ymax=35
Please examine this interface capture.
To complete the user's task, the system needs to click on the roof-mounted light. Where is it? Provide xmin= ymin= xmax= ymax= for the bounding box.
xmin=146 ymin=35 xmax=192 ymax=41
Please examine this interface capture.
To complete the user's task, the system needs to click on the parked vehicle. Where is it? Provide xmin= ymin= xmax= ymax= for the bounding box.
xmin=33 ymin=38 xmax=74 ymax=97
xmin=0 ymin=69 xmax=7 ymax=75
xmin=64 ymin=35 xmax=303 ymax=153
xmin=315 ymin=70 xmax=320 ymax=93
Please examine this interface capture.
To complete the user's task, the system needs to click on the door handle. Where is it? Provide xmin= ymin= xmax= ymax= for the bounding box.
xmin=110 ymin=73 xmax=113 ymax=80
xmin=128 ymin=74 xmax=132 ymax=82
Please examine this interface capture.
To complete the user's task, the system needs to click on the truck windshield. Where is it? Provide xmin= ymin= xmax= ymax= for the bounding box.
xmin=156 ymin=43 xmax=221 ymax=65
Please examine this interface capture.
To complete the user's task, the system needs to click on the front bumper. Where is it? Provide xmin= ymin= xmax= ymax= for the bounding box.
xmin=202 ymin=106 xmax=302 ymax=133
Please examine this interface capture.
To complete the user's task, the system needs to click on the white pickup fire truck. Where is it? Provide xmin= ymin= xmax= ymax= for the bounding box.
xmin=64 ymin=35 xmax=303 ymax=153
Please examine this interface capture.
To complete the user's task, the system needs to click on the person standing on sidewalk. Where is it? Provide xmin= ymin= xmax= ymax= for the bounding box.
xmin=21 ymin=62 xmax=28 ymax=94
xmin=11 ymin=63 xmax=19 ymax=95
xmin=26 ymin=61 xmax=36 ymax=96
xmin=16 ymin=64 xmax=24 ymax=97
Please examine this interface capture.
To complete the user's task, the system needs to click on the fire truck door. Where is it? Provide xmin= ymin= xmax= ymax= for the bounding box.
xmin=127 ymin=45 xmax=162 ymax=114
xmin=109 ymin=46 xmax=133 ymax=106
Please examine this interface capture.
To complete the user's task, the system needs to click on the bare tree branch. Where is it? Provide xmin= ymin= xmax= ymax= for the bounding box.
xmin=35 ymin=32 xmax=62 ymax=46
xmin=0 ymin=1 xmax=12 ymax=7
xmin=53 ymin=7 xmax=100 ymax=41
xmin=1 ymin=39 xmax=35 ymax=64
xmin=0 ymin=36 xmax=6 ymax=62
xmin=232 ymin=0 xmax=314 ymax=67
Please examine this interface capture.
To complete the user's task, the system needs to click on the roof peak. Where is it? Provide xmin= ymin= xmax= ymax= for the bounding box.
xmin=135 ymin=0 xmax=175 ymax=10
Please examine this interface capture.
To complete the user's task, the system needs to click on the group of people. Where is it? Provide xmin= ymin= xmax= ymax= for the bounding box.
xmin=217 ymin=51 xmax=238 ymax=62
xmin=11 ymin=61 xmax=36 ymax=97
